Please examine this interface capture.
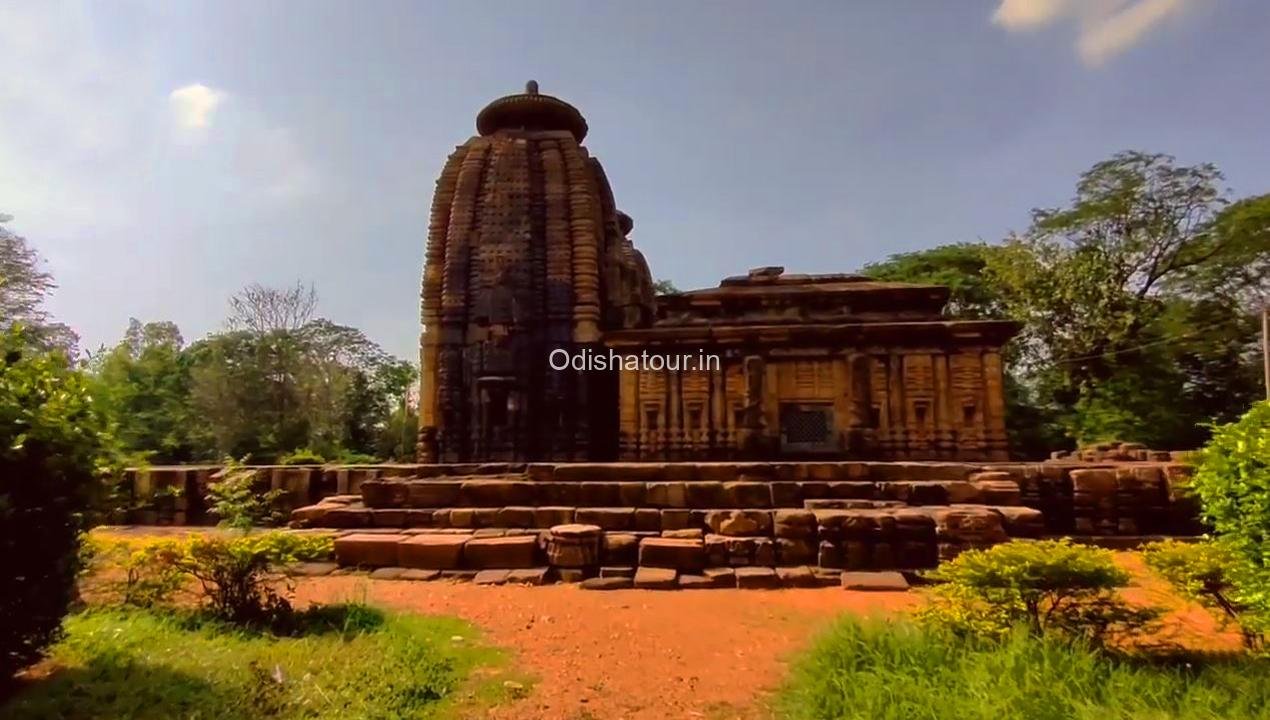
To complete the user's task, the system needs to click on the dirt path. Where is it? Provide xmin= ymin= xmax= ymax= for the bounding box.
xmin=294 ymin=578 xmax=918 ymax=720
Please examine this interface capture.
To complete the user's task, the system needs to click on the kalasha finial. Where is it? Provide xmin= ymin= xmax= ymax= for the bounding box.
xmin=525 ymin=80 xmax=539 ymax=95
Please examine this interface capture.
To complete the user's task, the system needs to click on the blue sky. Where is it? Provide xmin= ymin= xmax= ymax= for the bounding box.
xmin=2 ymin=0 xmax=1267 ymax=361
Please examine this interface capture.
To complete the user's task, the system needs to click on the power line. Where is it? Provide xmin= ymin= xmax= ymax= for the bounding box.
xmin=1048 ymin=314 xmax=1252 ymax=365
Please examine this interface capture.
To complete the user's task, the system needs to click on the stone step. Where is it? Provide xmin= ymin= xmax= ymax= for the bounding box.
xmin=353 ymin=476 xmax=1024 ymax=511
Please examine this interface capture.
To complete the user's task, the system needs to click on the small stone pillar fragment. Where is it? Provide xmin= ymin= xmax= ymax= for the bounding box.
xmin=546 ymin=523 xmax=603 ymax=568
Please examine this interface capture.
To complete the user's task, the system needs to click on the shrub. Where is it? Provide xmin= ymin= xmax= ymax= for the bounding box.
xmin=279 ymin=448 xmax=325 ymax=465
xmin=1187 ymin=402 xmax=1270 ymax=574
xmin=83 ymin=536 xmax=187 ymax=608
xmin=0 ymin=328 xmax=115 ymax=680
xmin=83 ymin=531 xmax=334 ymax=629
xmin=779 ymin=616 xmax=1270 ymax=720
xmin=919 ymin=539 xmax=1157 ymax=646
xmin=206 ymin=461 xmax=287 ymax=529
xmin=1144 ymin=539 xmax=1268 ymax=652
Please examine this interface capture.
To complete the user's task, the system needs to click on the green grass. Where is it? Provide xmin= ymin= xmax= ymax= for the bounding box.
xmin=4 ymin=606 xmax=527 ymax=720
xmin=778 ymin=618 xmax=1270 ymax=720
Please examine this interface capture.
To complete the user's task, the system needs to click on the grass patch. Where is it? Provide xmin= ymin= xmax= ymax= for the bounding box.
xmin=4 ymin=605 xmax=526 ymax=719
xmin=778 ymin=617 xmax=1270 ymax=720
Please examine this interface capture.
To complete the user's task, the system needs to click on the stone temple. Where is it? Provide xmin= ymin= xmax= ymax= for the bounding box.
xmin=418 ymin=82 xmax=1018 ymax=464
xmin=262 ymin=84 xmax=1197 ymax=587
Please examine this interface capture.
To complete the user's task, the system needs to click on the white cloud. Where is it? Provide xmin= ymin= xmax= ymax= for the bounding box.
xmin=169 ymin=83 xmax=226 ymax=129
xmin=992 ymin=0 xmax=1195 ymax=66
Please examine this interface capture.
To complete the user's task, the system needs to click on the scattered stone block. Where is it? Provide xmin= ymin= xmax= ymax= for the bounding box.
xmin=633 ymin=566 xmax=677 ymax=589
xmin=841 ymin=571 xmax=909 ymax=591
xmin=776 ymin=566 xmax=816 ymax=587
xmin=639 ymin=537 xmax=706 ymax=571
xmin=398 ymin=534 xmax=469 ymax=569
xmin=289 ymin=561 xmax=339 ymax=577
xmin=600 ymin=566 xmax=635 ymax=578
xmin=441 ymin=569 xmax=478 ymax=581
xmin=581 ymin=576 xmax=633 ymax=591
xmin=734 ymin=566 xmax=779 ymax=589
xmin=335 ymin=533 xmax=405 ymax=567
xmin=463 ymin=535 xmax=538 ymax=569
xmin=704 ymin=567 xmax=736 ymax=588
xmin=677 ymin=574 xmax=715 ymax=589
xmin=399 ymin=568 xmax=441 ymax=581
xmin=473 ymin=569 xmax=510 ymax=585
xmin=661 ymin=528 xmax=703 ymax=539
xmin=704 ymin=509 xmax=772 ymax=536
xmin=369 ymin=566 xmax=406 ymax=580
xmin=602 ymin=533 xmax=639 ymax=565
xmin=506 ymin=567 xmax=550 ymax=585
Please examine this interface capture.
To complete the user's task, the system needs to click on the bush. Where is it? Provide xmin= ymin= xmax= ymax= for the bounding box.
xmin=1144 ymin=539 xmax=1268 ymax=652
xmin=1188 ymin=402 xmax=1270 ymax=573
xmin=278 ymin=448 xmax=325 ymax=465
xmin=919 ymin=539 xmax=1158 ymax=646
xmin=83 ymin=531 xmax=334 ymax=629
xmin=83 ymin=536 xmax=187 ymax=608
xmin=206 ymin=461 xmax=287 ymax=529
xmin=0 ymin=328 xmax=115 ymax=680
xmin=779 ymin=616 xmax=1270 ymax=720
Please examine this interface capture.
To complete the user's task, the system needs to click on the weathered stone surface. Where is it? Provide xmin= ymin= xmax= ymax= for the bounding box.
xmin=506 ymin=567 xmax=550 ymax=585
xmin=602 ymin=533 xmax=639 ymax=565
xmin=335 ymin=533 xmax=405 ymax=567
xmin=575 ymin=507 xmax=635 ymax=530
xmin=581 ymin=576 xmax=633 ymax=590
xmin=704 ymin=509 xmax=772 ymax=536
xmin=533 ymin=506 xmax=576 ymax=527
xmin=776 ymin=565 xmax=816 ymax=587
xmin=633 ymin=508 xmax=662 ymax=531
xmin=841 ymin=571 xmax=909 ymax=591
xmin=722 ymin=482 xmax=771 ymax=508
xmin=677 ymin=574 xmax=716 ymax=589
xmin=703 ymin=567 xmax=736 ymax=587
xmin=734 ymin=566 xmax=779 ymax=589
xmin=474 ymin=569 xmax=510 ymax=585
xmin=639 ymin=537 xmax=706 ymax=571
xmin=497 ymin=506 xmax=535 ymax=527
xmin=578 ymin=483 xmax=623 ymax=505
xmin=661 ymin=528 xmax=704 ymax=539
xmin=396 ymin=568 xmax=439 ymax=581
xmin=289 ymin=561 xmax=339 ymax=577
xmin=398 ymin=533 xmax=469 ymax=569
xmin=463 ymin=535 xmax=538 ymax=569
xmin=660 ymin=509 xmax=692 ymax=530
xmin=633 ymin=566 xmax=677 ymax=589
xmin=369 ymin=566 xmax=406 ymax=580
xmin=460 ymin=480 xmax=535 ymax=506
xmin=775 ymin=537 xmax=817 ymax=565
xmin=1071 ymin=469 xmax=1117 ymax=496
xmin=600 ymin=566 xmax=635 ymax=578
xmin=407 ymin=481 xmax=461 ymax=507
xmin=647 ymin=482 xmax=688 ymax=508
xmin=684 ymin=482 xmax=726 ymax=508
xmin=773 ymin=509 xmax=817 ymax=539
xmin=555 ymin=568 xmax=587 ymax=583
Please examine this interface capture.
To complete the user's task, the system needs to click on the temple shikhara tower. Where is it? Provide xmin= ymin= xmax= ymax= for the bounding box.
xmin=419 ymin=83 xmax=1018 ymax=464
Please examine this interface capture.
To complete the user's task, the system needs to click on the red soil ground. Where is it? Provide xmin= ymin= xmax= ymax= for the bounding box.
xmin=290 ymin=553 xmax=1240 ymax=720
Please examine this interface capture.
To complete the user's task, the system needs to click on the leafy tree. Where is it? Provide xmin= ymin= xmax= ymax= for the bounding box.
xmin=88 ymin=320 xmax=198 ymax=463
xmin=864 ymin=242 xmax=1006 ymax=318
xmin=1 ymin=327 xmax=114 ymax=680
xmin=0 ymin=214 xmax=75 ymax=351
xmin=652 ymin=278 xmax=680 ymax=295
xmin=985 ymin=152 xmax=1269 ymax=446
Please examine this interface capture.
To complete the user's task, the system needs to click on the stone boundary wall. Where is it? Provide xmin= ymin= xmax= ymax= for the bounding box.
xmin=120 ymin=460 xmax=1202 ymax=538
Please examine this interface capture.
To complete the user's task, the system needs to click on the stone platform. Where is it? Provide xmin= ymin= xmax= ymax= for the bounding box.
xmin=270 ymin=460 xmax=1200 ymax=586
